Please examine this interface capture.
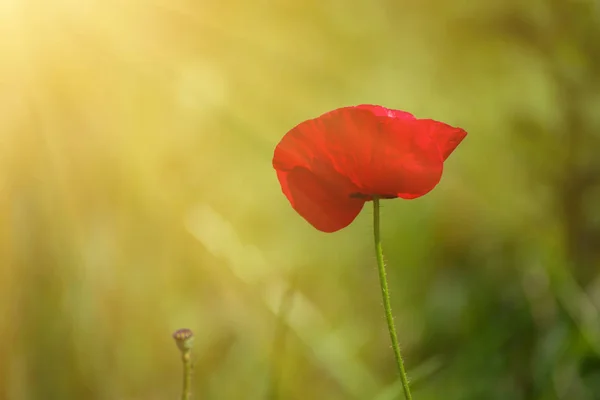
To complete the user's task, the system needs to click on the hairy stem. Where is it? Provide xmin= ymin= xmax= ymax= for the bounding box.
xmin=373 ymin=198 xmax=413 ymax=400
xmin=181 ymin=350 xmax=192 ymax=400
xmin=173 ymin=329 xmax=194 ymax=400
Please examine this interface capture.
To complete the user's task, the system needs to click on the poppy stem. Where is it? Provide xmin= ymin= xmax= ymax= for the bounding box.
xmin=372 ymin=198 xmax=413 ymax=400
xmin=173 ymin=329 xmax=194 ymax=400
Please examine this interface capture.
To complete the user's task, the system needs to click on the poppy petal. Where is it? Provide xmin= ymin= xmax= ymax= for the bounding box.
xmin=276 ymin=167 xmax=365 ymax=232
xmin=273 ymin=107 xmax=382 ymax=181
xmin=421 ymin=119 xmax=467 ymax=160
xmin=354 ymin=104 xmax=416 ymax=120
xmin=354 ymin=105 xmax=466 ymax=161
xmin=273 ymin=105 xmax=467 ymax=232
xmin=356 ymin=117 xmax=445 ymax=199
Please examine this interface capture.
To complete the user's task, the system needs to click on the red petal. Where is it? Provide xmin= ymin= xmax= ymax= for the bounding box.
xmin=273 ymin=107 xmax=378 ymax=175
xmin=276 ymin=168 xmax=365 ymax=232
xmin=355 ymin=105 xmax=467 ymax=161
xmin=273 ymin=105 xmax=467 ymax=231
xmin=420 ymin=119 xmax=467 ymax=160
xmin=354 ymin=117 xmax=445 ymax=199
xmin=353 ymin=104 xmax=416 ymax=120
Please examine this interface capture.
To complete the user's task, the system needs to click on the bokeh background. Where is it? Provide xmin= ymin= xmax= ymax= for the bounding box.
xmin=1 ymin=0 xmax=599 ymax=399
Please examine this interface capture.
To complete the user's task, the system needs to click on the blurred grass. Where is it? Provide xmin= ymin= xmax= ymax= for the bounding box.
xmin=1 ymin=0 xmax=600 ymax=399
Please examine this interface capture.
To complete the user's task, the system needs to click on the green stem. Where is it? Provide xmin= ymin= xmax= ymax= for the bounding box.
xmin=373 ymin=197 xmax=413 ymax=400
xmin=173 ymin=329 xmax=194 ymax=400
xmin=181 ymin=350 xmax=192 ymax=400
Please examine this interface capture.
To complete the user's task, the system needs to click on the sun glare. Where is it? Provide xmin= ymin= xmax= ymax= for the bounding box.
xmin=0 ymin=0 xmax=197 ymax=133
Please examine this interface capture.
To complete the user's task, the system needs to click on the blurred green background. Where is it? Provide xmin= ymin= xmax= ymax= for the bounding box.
xmin=1 ymin=0 xmax=599 ymax=399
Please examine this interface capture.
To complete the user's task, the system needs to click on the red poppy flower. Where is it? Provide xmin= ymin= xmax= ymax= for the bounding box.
xmin=273 ymin=104 xmax=467 ymax=233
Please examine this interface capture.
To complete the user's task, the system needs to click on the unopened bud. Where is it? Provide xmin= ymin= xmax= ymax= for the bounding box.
xmin=172 ymin=328 xmax=194 ymax=352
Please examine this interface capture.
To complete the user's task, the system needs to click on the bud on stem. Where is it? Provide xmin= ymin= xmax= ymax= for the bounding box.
xmin=173 ymin=329 xmax=194 ymax=400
